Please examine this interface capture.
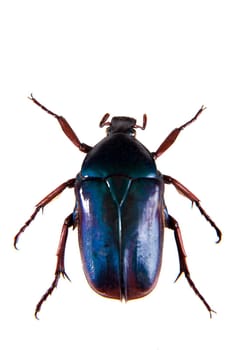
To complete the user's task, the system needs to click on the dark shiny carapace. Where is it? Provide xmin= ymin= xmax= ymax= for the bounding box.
xmin=15 ymin=96 xmax=221 ymax=318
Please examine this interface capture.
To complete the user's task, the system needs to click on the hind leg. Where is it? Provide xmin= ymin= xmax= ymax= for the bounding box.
xmin=165 ymin=211 xmax=215 ymax=317
xmin=34 ymin=213 xmax=74 ymax=319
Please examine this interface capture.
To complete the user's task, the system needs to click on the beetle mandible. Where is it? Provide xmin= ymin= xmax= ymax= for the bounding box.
xmin=14 ymin=95 xmax=222 ymax=318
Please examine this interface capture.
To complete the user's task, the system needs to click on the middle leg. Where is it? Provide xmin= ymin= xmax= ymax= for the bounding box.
xmin=14 ymin=178 xmax=75 ymax=248
xmin=163 ymin=174 xmax=222 ymax=243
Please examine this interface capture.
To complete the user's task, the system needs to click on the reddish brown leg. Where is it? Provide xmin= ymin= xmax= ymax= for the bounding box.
xmin=29 ymin=94 xmax=92 ymax=153
xmin=14 ymin=178 xmax=75 ymax=248
xmin=35 ymin=213 xmax=74 ymax=319
xmin=153 ymin=106 xmax=206 ymax=159
xmin=166 ymin=214 xmax=215 ymax=317
xmin=163 ymin=175 xmax=222 ymax=243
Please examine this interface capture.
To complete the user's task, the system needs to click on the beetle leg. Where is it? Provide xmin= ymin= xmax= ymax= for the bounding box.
xmin=163 ymin=175 xmax=222 ymax=243
xmin=166 ymin=213 xmax=215 ymax=317
xmin=29 ymin=94 xmax=92 ymax=153
xmin=152 ymin=106 xmax=205 ymax=159
xmin=35 ymin=213 xmax=73 ymax=319
xmin=14 ymin=178 xmax=75 ymax=248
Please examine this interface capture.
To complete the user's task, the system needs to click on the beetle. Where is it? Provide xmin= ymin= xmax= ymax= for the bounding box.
xmin=14 ymin=95 xmax=222 ymax=318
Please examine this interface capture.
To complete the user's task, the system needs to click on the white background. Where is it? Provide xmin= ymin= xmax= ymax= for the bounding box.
xmin=0 ymin=1 xmax=232 ymax=349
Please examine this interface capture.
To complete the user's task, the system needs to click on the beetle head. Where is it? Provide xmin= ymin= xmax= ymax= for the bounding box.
xmin=99 ymin=114 xmax=147 ymax=136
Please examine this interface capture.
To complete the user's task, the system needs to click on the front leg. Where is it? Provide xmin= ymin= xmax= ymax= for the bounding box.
xmin=152 ymin=106 xmax=205 ymax=159
xmin=29 ymin=94 xmax=92 ymax=153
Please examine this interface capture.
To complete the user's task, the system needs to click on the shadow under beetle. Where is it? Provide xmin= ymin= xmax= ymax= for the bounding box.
xmin=14 ymin=95 xmax=222 ymax=318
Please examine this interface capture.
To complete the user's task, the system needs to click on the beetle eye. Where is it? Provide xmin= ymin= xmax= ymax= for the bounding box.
xmin=130 ymin=129 xmax=136 ymax=137
xmin=106 ymin=127 xmax=111 ymax=136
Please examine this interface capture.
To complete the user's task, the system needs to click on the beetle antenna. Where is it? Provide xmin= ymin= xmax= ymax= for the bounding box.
xmin=99 ymin=113 xmax=111 ymax=128
xmin=135 ymin=114 xmax=147 ymax=130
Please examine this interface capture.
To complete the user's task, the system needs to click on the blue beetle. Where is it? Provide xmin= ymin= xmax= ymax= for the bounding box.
xmin=15 ymin=95 xmax=221 ymax=318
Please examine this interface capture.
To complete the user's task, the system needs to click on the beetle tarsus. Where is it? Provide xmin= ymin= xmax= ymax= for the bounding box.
xmin=34 ymin=213 xmax=73 ymax=318
xmin=14 ymin=179 xmax=75 ymax=248
xmin=166 ymin=214 xmax=215 ymax=317
xmin=163 ymin=174 xmax=222 ymax=243
xmin=35 ymin=269 xmax=72 ymax=319
xmin=35 ymin=273 xmax=59 ymax=319
xmin=194 ymin=201 xmax=222 ymax=243
xmin=14 ymin=207 xmax=41 ymax=249
xmin=179 ymin=105 xmax=206 ymax=130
